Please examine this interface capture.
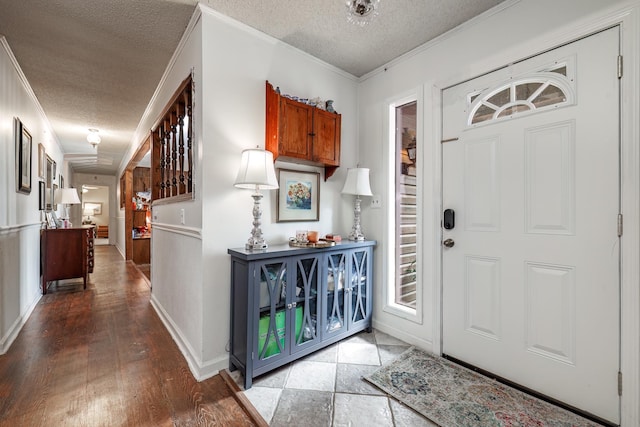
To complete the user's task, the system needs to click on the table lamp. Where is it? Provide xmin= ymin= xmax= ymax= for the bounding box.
xmin=341 ymin=167 xmax=373 ymax=241
xmin=234 ymin=147 xmax=279 ymax=250
xmin=54 ymin=187 xmax=81 ymax=227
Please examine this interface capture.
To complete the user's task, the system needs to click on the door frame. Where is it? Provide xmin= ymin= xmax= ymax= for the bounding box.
xmin=430 ymin=7 xmax=640 ymax=426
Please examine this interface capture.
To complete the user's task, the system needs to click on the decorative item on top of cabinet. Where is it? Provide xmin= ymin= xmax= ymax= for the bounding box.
xmin=265 ymin=81 xmax=341 ymax=180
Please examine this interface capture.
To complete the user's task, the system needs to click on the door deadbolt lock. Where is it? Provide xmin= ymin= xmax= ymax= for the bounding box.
xmin=443 ymin=239 xmax=455 ymax=248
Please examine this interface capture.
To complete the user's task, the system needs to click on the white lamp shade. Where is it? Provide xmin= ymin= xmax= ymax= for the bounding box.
xmin=341 ymin=168 xmax=373 ymax=196
xmin=234 ymin=148 xmax=279 ymax=190
xmin=83 ymin=208 xmax=95 ymax=216
xmin=54 ymin=188 xmax=81 ymax=205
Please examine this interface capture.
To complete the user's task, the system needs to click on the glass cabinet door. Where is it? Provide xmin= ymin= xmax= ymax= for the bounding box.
xmin=256 ymin=261 xmax=287 ymax=362
xmin=292 ymin=256 xmax=320 ymax=353
xmin=325 ymin=252 xmax=347 ymax=337
xmin=350 ymin=249 xmax=370 ymax=326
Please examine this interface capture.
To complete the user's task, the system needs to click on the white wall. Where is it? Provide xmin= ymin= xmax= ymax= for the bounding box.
xmin=199 ymin=6 xmax=358 ymax=376
xmin=358 ymin=0 xmax=639 ymax=424
xmin=116 ymin=5 xmax=359 ymax=380
xmin=0 ymin=38 xmax=66 ymax=352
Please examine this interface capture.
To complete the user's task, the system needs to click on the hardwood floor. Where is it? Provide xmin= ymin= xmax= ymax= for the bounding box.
xmin=0 ymin=246 xmax=261 ymax=427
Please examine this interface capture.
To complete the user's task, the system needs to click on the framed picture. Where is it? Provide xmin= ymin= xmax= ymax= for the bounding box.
xmin=38 ymin=181 xmax=46 ymax=210
xmin=276 ymin=169 xmax=320 ymax=222
xmin=38 ymin=143 xmax=45 ymax=179
xmin=52 ymin=184 xmax=58 ymax=211
xmin=45 ymin=212 xmax=57 ymax=229
xmin=84 ymin=202 xmax=102 ymax=215
xmin=15 ymin=118 xmax=32 ymax=194
xmin=45 ymin=155 xmax=54 ymax=210
xmin=59 ymin=174 xmax=64 ymax=189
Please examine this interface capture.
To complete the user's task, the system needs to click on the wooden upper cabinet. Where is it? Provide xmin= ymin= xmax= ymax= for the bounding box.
xmin=279 ymin=98 xmax=314 ymax=160
xmin=265 ymin=81 xmax=341 ymax=180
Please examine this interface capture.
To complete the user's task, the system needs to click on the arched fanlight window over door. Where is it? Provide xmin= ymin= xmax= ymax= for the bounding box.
xmin=468 ymin=71 xmax=575 ymax=126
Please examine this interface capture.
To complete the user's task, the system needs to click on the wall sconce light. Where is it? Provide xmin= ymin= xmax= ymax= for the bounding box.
xmin=234 ymin=147 xmax=279 ymax=250
xmin=341 ymin=167 xmax=373 ymax=241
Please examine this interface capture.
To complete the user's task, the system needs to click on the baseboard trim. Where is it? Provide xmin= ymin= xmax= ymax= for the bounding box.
xmin=371 ymin=320 xmax=433 ymax=351
xmin=0 ymin=291 xmax=41 ymax=354
xmin=149 ymin=294 xmax=226 ymax=381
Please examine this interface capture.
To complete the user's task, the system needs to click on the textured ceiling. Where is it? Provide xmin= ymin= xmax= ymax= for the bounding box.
xmin=0 ymin=0 xmax=504 ymax=175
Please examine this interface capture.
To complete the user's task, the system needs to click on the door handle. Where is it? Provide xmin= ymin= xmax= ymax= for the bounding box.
xmin=443 ymin=239 xmax=455 ymax=248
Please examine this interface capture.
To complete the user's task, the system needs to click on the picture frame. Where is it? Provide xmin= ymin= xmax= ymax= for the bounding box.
xmin=45 ymin=155 xmax=54 ymax=211
xmin=15 ymin=118 xmax=32 ymax=194
xmin=276 ymin=169 xmax=320 ymax=222
xmin=45 ymin=212 xmax=57 ymax=229
xmin=59 ymin=174 xmax=64 ymax=189
xmin=38 ymin=143 xmax=45 ymax=179
xmin=52 ymin=183 xmax=58 ymax=211
xmin=84 ymin=202 xmax=102 ymax=215
xmin=39 ymin=181 xmax=46 ymax=211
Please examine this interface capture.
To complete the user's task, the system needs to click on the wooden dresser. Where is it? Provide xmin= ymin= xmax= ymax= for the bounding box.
xmin=40 ymin=227 xmax=94 ymax=294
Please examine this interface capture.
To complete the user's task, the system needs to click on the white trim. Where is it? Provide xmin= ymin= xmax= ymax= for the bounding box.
xmin=151 ymin=222 xmax=202 ymax=239
xmin=359 ymin=0 xmax=520 ymax=82
xmin=0 ymin=291 xmax=41 ymax=355
xmin=150 ymin=295 xmax=225 ymax=381
xmin=618 ymin=6 xmax=640 ymax=426
xmin=372 ymin=320 xmax=432 ymax=350
xmin=431 ymin=5 xmax=640 ymax=424
xmin=0 ymin=222 xmax=42 ymax=236
xmin=198 ymin=4 xmax=358 ymax=82
xmin=119 ymin=6 xmax=203 ymax=175
xmin=381 ymin=88 xmax=423 ymax=324
xmin=0 ymin=37 xmax=64 ymax=154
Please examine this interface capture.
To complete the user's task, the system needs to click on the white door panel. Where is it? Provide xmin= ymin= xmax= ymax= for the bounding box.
xmin=442 ymin=28 xmax=619 ymax=424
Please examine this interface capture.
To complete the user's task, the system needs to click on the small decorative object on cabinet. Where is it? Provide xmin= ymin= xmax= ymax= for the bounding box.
xmin=228 ymin=240 xmax=375 ymax=389
xmin=265 ymin=81 xmax=341 ymax=180
xmin=41 ymin=227 xmax=94 ymax=294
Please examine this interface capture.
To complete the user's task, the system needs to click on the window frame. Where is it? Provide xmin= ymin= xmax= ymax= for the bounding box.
xmin=382 ymin=89 xmax=423 ymax=324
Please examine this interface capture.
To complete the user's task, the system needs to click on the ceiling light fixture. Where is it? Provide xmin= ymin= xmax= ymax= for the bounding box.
xmin=87 ymin=128 xmax=101 ymax=148
xmin=346 ymin=0 xmax=380 ymax=26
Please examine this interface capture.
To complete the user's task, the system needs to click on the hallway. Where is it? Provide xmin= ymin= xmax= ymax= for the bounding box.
xmin=0 ymin=246 xmax=258 ymax=426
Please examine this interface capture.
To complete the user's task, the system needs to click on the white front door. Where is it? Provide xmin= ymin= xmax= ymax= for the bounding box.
xmin=442 ymin=27 xmax=620 ymax=424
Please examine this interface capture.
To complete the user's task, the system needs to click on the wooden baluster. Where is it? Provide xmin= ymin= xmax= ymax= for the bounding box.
xmin=171 ymin=110 xmax=178 ymax=195
xmin=159 ymin=126 xmax=166 ymax=199
xmin=165 ymin=117 xmax=173 ymax=197
xmin=186 ymin=90 xmax=193 ymax=193
xmin=178 ymin=102 xmax=186 ymax=195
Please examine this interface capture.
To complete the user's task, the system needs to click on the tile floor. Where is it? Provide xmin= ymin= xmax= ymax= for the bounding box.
xmin=231 ymin=330 xmax=437 ymax=426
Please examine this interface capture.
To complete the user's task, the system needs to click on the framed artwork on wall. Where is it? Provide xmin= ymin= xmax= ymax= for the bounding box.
xmin=52 ymin=184 xmax=58 ymax=211
xmin=38 ymin=143 xmax=45 ymax=179
xmin=45 ymin=155 xmax=54 ymax=210
xmin=39 ymin=181 xmax=46 ymax=211
xmin=84 ymin=202 xmax=102 ymax=215
xmin=15 ymin=118 xmax=32 ymax=194
xmin=276 ymin=169 xmax=320 ymax=222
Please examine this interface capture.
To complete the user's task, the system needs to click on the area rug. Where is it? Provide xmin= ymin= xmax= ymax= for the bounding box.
xmin=364 ymin=347 xmax=603 ymax=427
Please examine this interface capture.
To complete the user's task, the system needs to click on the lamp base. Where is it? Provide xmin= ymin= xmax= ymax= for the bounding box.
xmin=245 ymin=192 xmax=269 ymax=251
xmin=245 ymin=239 xmax=268 ymax=251
xmin=348 ymin=196 xmax=366 ymax=242
xmin=348 ymin=233 xmax=365 ymax=242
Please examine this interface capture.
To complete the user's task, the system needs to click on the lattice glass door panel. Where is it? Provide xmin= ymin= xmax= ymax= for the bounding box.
xmin=350 ymin=250 xmax=369 ymax=325
xmin=292 ymin=256 xmax=320 ymax=352
xmin=257 ymin=261 xmax=287 ymax=361
xmin=325 ymin=252 xmax=347 ymax=336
